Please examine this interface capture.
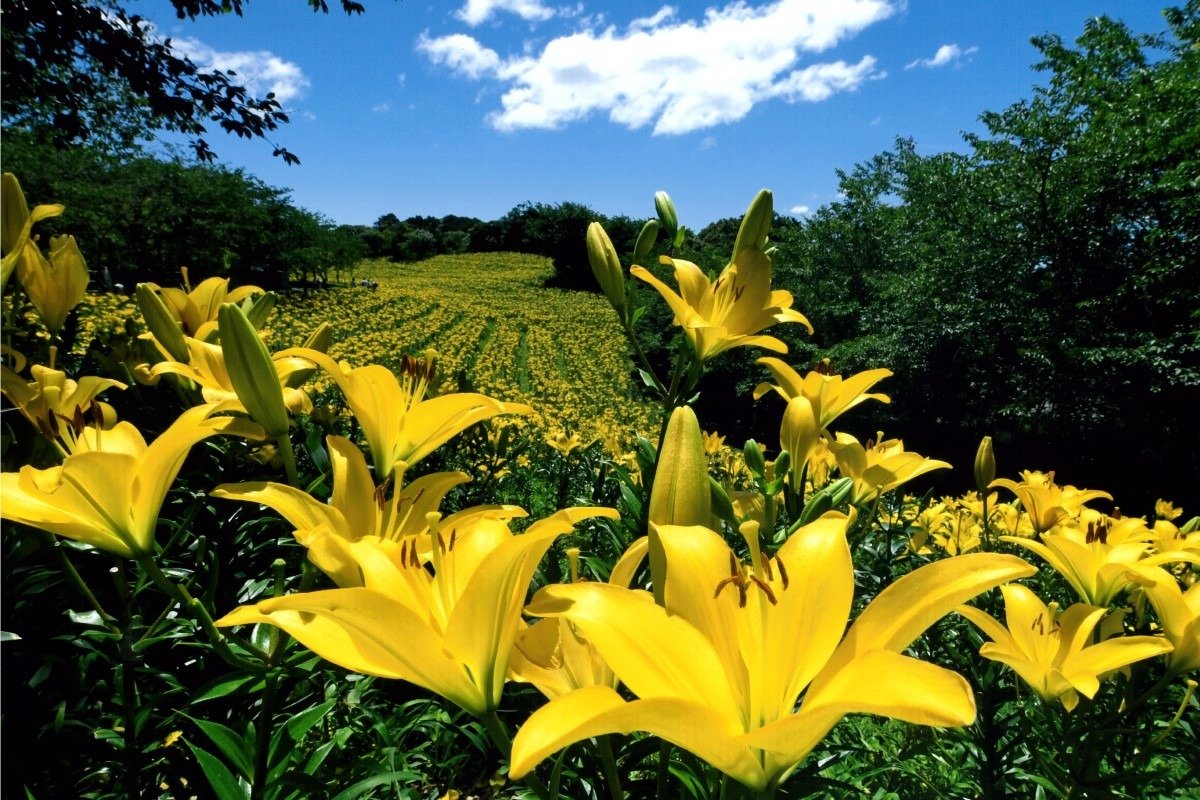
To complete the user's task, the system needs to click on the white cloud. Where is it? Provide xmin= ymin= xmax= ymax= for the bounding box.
xmin=905 ymin=43 xmax=978 ymax=70
xmin=698 ymin=135 xmax=717 ymax=150
xmin=790 ymin=204 xmax=810 ymax=215
xmin=417 ymin=33 xmax=502 ymax=79
xmin=457 ymin=0 xmax=555 ymax=26
xmin=420 ymin=0 xmax=895 ymax=135
xmin=173 ymin=38 xmax=310 ymax=103
xmin=372 ymin=103 xmax=390 ymax=112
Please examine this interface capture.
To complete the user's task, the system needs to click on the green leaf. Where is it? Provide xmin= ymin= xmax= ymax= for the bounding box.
xmin=286 ymin=699 xmax=336 ymax=742
xmin=185 ymin=741 xmax=250 ymax=800
xmin=191 ymin=674 xmax=265 ymax=704
xmin=183 ymin=715 xmax=254 ymax=780
xmin=330 ymin=771 xmax=423 ymax=800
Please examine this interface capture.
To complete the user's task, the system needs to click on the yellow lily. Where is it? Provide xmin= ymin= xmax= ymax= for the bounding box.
xmin=1003 ymin=516 xmax=1198 ymax=607
xmin=753 ymin=358 xmax=892 ymax=429
xmin=631 ymin=249 xmax=812 ymax=363
xmin=990 ymin=470 xmax=1112 ymax=534
xmin=216 ymin=506 xmax=618 ymax=717
xmin=510 ymin=548 xmax=627 ymax=699
xmin=510 ymin=514 xmax=1034 ymax=791
xmin=0 ymin=405 xmax=259 ymax=557
xmin=145 ymin=271 xmax=264 ymax=340
xmin=957 ymin=583 xmax=1173 ymax=710
xmin=1 ymin=363 xmax=125 ymax=454
xmin=282 ymin=347 xmax=531 ymax=479
xmin=1 ymin=172 xmax=63 ymax=290
xmin=830 ymin=432 xmax=951 ymax=504
xmin=214 ymin=435 xmax=498 ymax=585
xmin=545 ymin=430 xmax=593 ymax=457
xmin=16 ymin=234 xmax=89 ymax=335
xmin=147 ymin=336 xmax=314 ymax=417
xmin=1139 ymin=566 xmax=1200 ymax=676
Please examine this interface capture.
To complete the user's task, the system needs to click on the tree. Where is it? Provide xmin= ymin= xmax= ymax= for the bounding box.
xmin=1 ymin=0 xmax=366 ymax=162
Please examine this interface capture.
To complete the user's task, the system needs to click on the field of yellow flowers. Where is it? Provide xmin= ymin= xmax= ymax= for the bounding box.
xmin=81 ymin=254 xmax=658 ymax=450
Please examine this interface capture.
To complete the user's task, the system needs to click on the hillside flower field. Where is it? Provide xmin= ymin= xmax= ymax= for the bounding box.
xmin=2 ymin=177 xmax=1198 ymax=800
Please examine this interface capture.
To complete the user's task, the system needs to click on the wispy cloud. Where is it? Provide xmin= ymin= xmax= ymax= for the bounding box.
xmin=789 ymin=204 xmax=810 ymax=215
xmin=418 ymin=33 xmax=502 ymax=79
xmin=905 ymin=43 xmax=978 ymax=70
xmin=173 ymin=38 xmax=310 ymax=103
xmin=420 ymin=0 xmax=895 ymax=135
xmin=456 ymin=0 xmax=555 ymax=26
xmin=372 ymin=103 xmax=391 ymax=113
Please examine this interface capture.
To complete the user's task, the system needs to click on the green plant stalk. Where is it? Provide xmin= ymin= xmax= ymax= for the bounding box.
xmin=250 ymin=670 xmax=279 ymax=800
xmin=276 ymin=432 xmax=300 ymax=487
xmin=482 ymin=710 xmax=552 ymax=800
xmin=46 ymin=533 xmax=120 ymax=634
xmin=655 ymin=740 xmax=671 ymax=798
xmin=596 ymin=735 xmax=624 ymax=800
xmin=137 ymin=555 xmax=270 ymax=671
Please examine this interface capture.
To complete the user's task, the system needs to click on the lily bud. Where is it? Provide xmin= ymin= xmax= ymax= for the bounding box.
xmin=218 ymin=303 xmax=290 ymax=439
xmin=586 ymin=222 xmax=626 ymax=315
xmin=732 ymin=189 xmax=772 ymax=259
xmin=136 ymin=283 xmax=190 ymax=363
xmin=709 ymin=476 xmax=737 ymax=527
xmin=633 ymin=219 xmax=660 ymax=260
xmin=648 ymin=405 xmax=710 ymax=603
xmin=974 ymin=436 xmax=996 ymax=495
xmin=780 ymin=396 xmax=819 ymax=489
xmin=743 ymin=439 xmax=766 ymax=478
xmin=798 ymin=477 xmax=854 ymax=527
xmin=654 ymin=190 xmax=678 ymax=234
xmin=243 ymin=291 xmax=277 ymax=331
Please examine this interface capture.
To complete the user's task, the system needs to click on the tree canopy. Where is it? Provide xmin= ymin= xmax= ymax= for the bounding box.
xmin=1 ymin=0 xmax=366 ymax=162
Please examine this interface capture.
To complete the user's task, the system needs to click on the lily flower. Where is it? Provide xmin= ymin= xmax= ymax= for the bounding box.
xmin=214 ymin=435 xmax=504 ymax=585
xmin=144 ymin=270 xmax=264 ymax=340
xmin=146 ymin=336 xmax=314 ymax=417
xmin=990 ymin=470 xmax=1112 ymax=534
xmin=510 ymin=549 xmax=626 ymax=700
xmin=1003 ymin=516 xmax=1198 ymax=607
xmin=281 ymin=347 xmax=531 ymax=479
xmin=631 ymin=249 xmax=812 ymax=363
xmin=17 ymin=234 xmax=89 ymax=335
xmin=1 ymin=405 xmax=260 ymax=557
xmin=1 ymin=363 xmax=125 ymax=454
xmin=957 ymin=583 xmax=1173 ymax=710
xmin=216 ymin=506 xmax=618 ymax=717
xmin=753 ymin=358 xmax=892 ymax=430
xmin=510 ymin=514 xmax=1034 ymax=792
xmin=1139 ymin=566 xmax=1200 ymax=676
xmin=830 ymin=432 xmax=951 ymax=504
xmin=1 ymin=173 xmax=63 ymax=290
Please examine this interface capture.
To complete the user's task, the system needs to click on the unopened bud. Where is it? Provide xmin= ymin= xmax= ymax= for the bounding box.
xmin=586 ymin=222 xmax=626 ymax=315
xmin=218 ymin=303 xmax=290 ymax=439
xmin=633 ymin=219 xmax=660 ymax=260
xmin=654 ymin=190 xmax=678 ymax=234
xmin=974 ymin=436 xmax=995 ymax=495
xmin=743 ymin=439 xmax=766 ymax=478
xmin=732 ymin=189 xmax=773 ymax=259
xmin=136 ymin=283 xmax=190 ymax=363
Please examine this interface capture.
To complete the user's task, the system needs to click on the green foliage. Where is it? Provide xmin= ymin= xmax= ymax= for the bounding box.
xmin=657 ymin=6 xmax=1200 ymax=507
xmin=2 ymin=133 xmax=362 ymax=289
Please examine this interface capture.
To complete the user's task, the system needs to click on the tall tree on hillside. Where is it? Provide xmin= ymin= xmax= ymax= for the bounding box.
xmin=2 ymin=0 xmax=366 ymax=162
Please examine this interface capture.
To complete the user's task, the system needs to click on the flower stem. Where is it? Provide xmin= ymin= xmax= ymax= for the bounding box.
xmin=46 ymin=534 xmax=119 ymax=634
xmin=483 ymin=710 xmax=552 ymax=800
xmin=596 ymin=735 xmax=624 ymax=800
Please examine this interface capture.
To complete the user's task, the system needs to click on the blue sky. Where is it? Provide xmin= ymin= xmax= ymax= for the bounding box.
xmin=144 ymin=0 xmax=1170 ymax=227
